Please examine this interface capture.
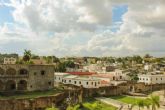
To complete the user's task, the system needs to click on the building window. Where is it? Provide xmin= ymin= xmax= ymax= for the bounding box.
xmin=30 ymin=85 xmax=32 ymax=88
xmin=113 ymin=76 xmax=115 ymax=80
xmin=48 ymin=81 xmax=51 ymax=85
xmin=79 ymin=81 xmax=81 ymax=84
xmin=69 ymin=80 xmax=71 ymax=82
xmin=161 ymin=78 xmax=162 ymax=80
xmin=120 ymin=76 xmax=122 ymax=79
xmin=41 ymin=70 xmax=45 ymax=75
xmin=98 ymin=82 xmax=100 ymax=84
xmin=59 ymin=77 xmax=60 ymax=80
xmin=34 ymin=72 xmax=37 ymax=75
xmin=156 ymin=78 xmax=158 ymax=80
xmin=74 ymin=81 xmax=77 ymax=84
xmin=86 ymin=82 xmax=88 ymax=85
xmin=91 ymin=82 xmax=93 ymax=85
xmin=95 ymin=82 xmax=97 ymax=86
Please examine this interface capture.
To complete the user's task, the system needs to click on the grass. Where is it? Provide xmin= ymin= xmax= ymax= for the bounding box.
xmin=82 ymin=101 xmax=117 ymax=110
xmin=46 ymin=98 xmax=117 ymax=110
xmin=0 ymin=89 xmax=63 ymax=99
xmin=110 ymin=95 xmax=143 ymax=105
xmin=70 ymin=98 xmax=117 ymax=110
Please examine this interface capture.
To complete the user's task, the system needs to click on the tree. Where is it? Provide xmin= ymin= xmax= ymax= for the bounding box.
xmin=117 ymin=57 xmax=122 ymax=63
xmin=136 ymin=100 xmax=145 ymax=110
xmin=64 ymin=61 xmax=75 ymax=68
xmin=83 ymin=101 xmax=102 ymax=110
xmin=55 ymin=62 xmax=66 ymax=72
xmin=23 ymin=49 xmax=32 ymax=62
xmin=149 ymin=95 xmax=160 ymax=110
xmin=144 ymin=98 xmax=151 ymax=110
xmin=144 ymin=54 xmax=151 ymax=58
xmin=46 ymin=107 xmax=59 ymax=110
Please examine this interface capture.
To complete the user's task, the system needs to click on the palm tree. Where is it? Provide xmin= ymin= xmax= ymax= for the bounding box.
xmin=46 ymin=107 xmax=59 ymax=110
xmin=144 ymin=98 xmax=151 ymax=110
xmin=83 ymin=101 xmax=102 ymax=110
xmin=136 ymin=100 xmax=145 ymax=110
xmin=149 ymin=95 xmax=160 ymax=110
xmin=23 ymin=49 xmax=32 ymax=62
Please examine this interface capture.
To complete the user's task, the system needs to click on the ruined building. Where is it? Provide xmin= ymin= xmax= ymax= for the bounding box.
xmin=0 ymin=64 xmax=54 ymax=92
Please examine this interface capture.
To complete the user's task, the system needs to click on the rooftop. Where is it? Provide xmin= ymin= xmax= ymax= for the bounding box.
xmin=67 ymin=72 xmax=96 ymax=76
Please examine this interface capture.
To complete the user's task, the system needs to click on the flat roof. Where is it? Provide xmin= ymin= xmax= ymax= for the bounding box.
xmin=139 ymin=74 xmax=165 ymax=77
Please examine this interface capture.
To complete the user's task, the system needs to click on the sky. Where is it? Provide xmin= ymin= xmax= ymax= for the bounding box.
xmin=0 ymin=0 xmax=165 ymax=57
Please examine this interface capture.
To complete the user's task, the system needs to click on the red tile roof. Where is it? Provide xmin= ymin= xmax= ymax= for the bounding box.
xmin=67 ymin=72 xmax=96 ymax=75
xmin=92 ymin=74 xmax=114 ymax=78
xmin=101 ymin=80 xmax=109 ymax=85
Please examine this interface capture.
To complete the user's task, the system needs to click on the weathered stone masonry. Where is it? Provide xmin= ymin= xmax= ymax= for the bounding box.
xmin=0 ymin=64 xmax=54 ymax=92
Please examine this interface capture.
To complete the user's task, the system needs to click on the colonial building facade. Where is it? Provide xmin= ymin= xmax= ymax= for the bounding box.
xmin=0 ymin=64 xmax=54 ymax=92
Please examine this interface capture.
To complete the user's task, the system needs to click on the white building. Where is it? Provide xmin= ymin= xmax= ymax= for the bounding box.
xmin=144 ymin=64 xmax=153 ymax=71
xmin=4 ymin=57 xmax=16 ymax=64
xmin=102 ymin=69 xmax=128 ymax=81
xmin=54 ymin=72 xmax=103 ymax=88
xmin=138 ymin=74 xmax=165 ymax=84
xmin=54 ymin=72 xmax=70 ymax=86
xmin=63 ymin=76 xmax=101 ymax=88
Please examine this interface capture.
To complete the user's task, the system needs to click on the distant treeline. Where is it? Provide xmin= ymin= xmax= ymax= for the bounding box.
xmin=0 ymin=53 xmax=19 ymax=63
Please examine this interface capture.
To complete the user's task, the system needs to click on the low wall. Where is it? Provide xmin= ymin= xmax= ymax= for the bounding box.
xmin=82 ymin=83 xmax=165 ymax=97
xmin=0 ymin=92 xmax=67 ymax=110
xmin=1 ymin=83 xmax=165 ymax=110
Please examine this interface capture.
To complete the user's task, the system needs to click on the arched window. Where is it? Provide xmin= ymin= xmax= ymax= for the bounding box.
xmin=19 ymin=69 xmax=28 ymax=75
xmin=0 ymin=80 xmax=4 ymax=91
xmin=6 ymin=80 xmax=16 ymax=90
xmin=0 ymin=68 xmax=4 ymax=75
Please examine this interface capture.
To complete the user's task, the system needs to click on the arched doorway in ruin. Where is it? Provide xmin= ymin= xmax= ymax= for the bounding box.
xmin=19 ymin=69 xmax=28 ymax=75
xmin=0 ymin=80 xmax=4 ymax=91
xmin=0 ymin=67 xmax=4 ymax=75
xmin=6 ymin=80 xmax=16 ymax=91
xmin=6 ymin=68 xmax=16 ymax=75
xmin=17 ymin=80 xmax=27 ymax=90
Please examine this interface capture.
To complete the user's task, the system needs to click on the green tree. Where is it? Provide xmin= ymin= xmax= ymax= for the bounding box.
xmin=83 ymin=101 xmax=102 ymax=110
xmin=23 ymin=49 xmax=32 ymax=62
xmin=149 ymin=95 xmax=160 ymax=110
xmin=144 ymin=54 xmax=151 ymax=58
xmin=45 ymin=107 xmax=59 ymax=110
xmin=144 ymin=98 xmax=151 ymax=110
xmin=136 ymin=100 xmax=145 ymax=110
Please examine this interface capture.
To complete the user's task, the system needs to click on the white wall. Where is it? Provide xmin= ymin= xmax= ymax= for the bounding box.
xmin=62 ymin=77 xmax=100 ymax=88
xmin=138 ymin=75 xmax=165 ymax=84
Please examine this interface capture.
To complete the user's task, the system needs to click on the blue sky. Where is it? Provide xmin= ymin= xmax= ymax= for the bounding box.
xmin=0 ymin=5 xmax=14 ymax=25
xmin=0 ymin=3 xmax=127 ymax=31
xmin=0 ymin=0 xmax=164 ymax=57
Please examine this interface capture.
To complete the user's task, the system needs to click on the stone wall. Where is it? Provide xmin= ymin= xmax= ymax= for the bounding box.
xmin=0 ymin=64 xmax=54 ymax=92
xmin=0 ymin=93 xmax=67 ymax=110
xmin=82 ymin=83 xmax=165 ymax=97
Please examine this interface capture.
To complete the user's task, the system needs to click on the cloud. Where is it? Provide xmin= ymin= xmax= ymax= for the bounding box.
xmin=0 ymin=0 xmax=165 ymax=57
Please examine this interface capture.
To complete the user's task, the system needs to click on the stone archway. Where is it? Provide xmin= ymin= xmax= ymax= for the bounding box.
xmin=18 ymin=80 xmax=27 ymax=90
xmin=0 ymin=67 xmax=4 ymax=75
xmin=6 ymin=68 xmax=16 ymax=75
xmin=0 ymin=80 xmax=4 ymax=91
xmin=6 ymin=80 xmax=16 ymax=91
xmin=19 ymin=69 xmax=28 ymax=75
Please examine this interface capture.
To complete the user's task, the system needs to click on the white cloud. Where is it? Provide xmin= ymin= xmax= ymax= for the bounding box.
xmin=0 ymin=0 xmax=165 ymax=57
